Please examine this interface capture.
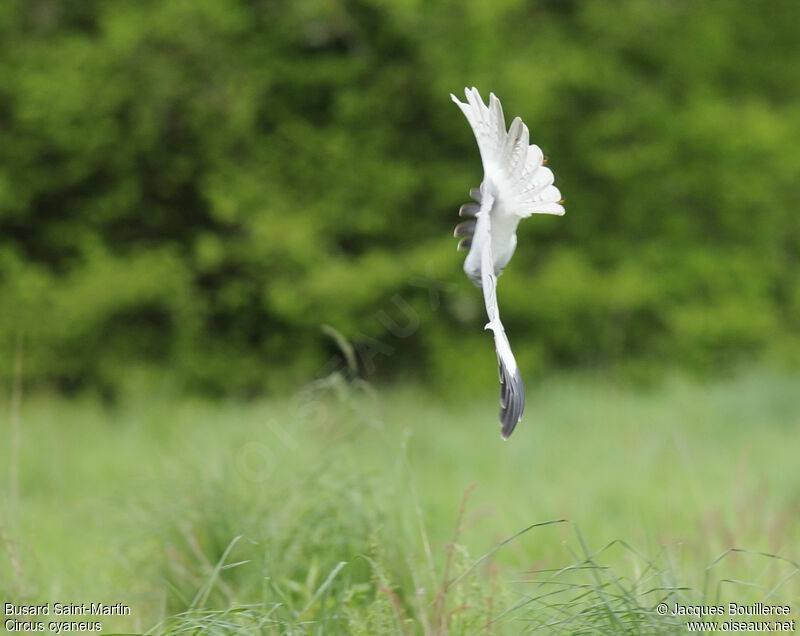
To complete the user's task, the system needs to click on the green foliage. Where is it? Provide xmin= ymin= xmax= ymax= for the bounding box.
xmin=2 ymin=0 xmax=800 ymax=393
xmin=2 ymin=371 xmax=799 ymax=632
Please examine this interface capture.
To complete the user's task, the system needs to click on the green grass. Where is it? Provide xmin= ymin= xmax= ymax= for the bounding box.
xmin=1 ymin=369 xmax=799 ymax=634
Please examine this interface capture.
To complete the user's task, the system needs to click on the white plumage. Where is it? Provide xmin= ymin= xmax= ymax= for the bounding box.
xmin=451 ymin=87 xmax=564 ymax=439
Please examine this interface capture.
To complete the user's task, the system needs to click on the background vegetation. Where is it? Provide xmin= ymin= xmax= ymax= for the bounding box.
xmin=2 ymin=1 xmax=800 ymax=634
xmin=3 ymin=372 xmax=799 ymax=633
xmin=2 ymin=0 xmax=800 ymax=396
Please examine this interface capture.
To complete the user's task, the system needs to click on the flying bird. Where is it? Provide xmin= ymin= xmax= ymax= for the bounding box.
xmin=451 ymin=87 xmax=564 ymax=439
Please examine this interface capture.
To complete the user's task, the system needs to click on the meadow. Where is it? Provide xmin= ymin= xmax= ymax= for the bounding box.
xmin=2 ymin=368 xmax=798 ymax=634
xmin=3 ymin=2 xmax=800 ymax=634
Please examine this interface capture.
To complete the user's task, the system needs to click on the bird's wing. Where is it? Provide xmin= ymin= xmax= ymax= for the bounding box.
xmin=450 ymin=87 xmax=565 ymax=218
xmin=473 ymin=191 xmax=525 ymax=439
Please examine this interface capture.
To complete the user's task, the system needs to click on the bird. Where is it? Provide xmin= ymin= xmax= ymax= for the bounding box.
xmin=451 ymin=87 xmax=564 ymax=439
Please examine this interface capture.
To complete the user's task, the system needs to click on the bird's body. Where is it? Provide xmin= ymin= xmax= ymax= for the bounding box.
xmin=451 ymin=87 xmax=564 ymax=439
xmin=462 ymin=181 xmax=520 ymax=286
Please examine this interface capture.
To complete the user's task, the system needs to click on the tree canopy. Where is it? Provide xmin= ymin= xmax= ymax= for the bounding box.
xmin=2 ymin=0 xmax=799 ymax=395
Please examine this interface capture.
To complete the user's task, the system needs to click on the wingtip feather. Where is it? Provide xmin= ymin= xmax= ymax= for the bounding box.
xmin=498 ymin=360 xmax=525 ymax=439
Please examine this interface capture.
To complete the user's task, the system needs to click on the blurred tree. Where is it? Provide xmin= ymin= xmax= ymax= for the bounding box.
xmin=1 ymin=0 xmax=799 ymax=396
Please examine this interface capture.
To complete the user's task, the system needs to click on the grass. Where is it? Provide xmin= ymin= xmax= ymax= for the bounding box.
xmin=1 ymin=368 xmax=799 ymax=634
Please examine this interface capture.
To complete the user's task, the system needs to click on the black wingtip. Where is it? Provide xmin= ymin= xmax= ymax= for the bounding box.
xmin=459 ymin=202 xmax=480 ymax=218
xmin=457 ymin=237 xmax=472 ymax=251
xmin=498 ymin=363 xmax=525 ymax=439
xmin=454 ymin=220 xmax=476 ymax=238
